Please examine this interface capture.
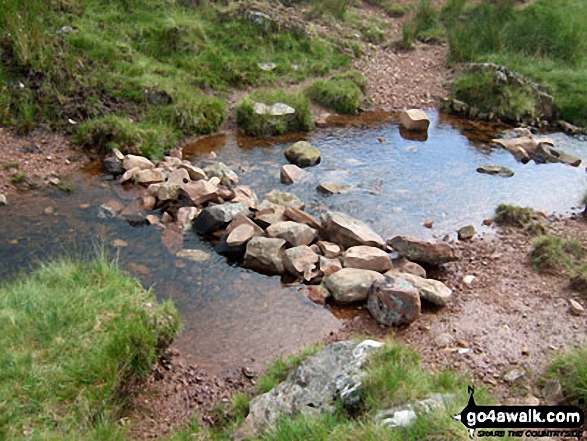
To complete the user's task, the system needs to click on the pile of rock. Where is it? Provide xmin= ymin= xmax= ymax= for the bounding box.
xmin=102 ymin=144 xmax=459 ymax=328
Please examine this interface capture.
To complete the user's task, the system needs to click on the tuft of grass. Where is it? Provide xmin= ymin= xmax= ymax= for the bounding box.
xmin=546 ymin=346 xmax=587 ymax=403
xmin=235 ymin=90 xmax=314 ymax=137
xmin=402 ymin=0 xmax=444 ymax=47
xmin=306 ymin=75 xmax=365 ymax=114
xmin=570 ymin=263 xmax=587 ymax=295
xmin=531 ymin=235 xmax=584 ymax=274
xmin=0 ymin=254 xmax=179 ymax=440
xmin=493 ymin=204 xmax=546 ymax=235
xmin=3 ymin=161 xmax=19 ymax=170
xmin=9 ymin=172 xmax=27 ymax=185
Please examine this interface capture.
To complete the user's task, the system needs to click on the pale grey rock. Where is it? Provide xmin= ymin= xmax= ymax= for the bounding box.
xmin=243 ymin=237 xmax=287 ymax=275
xmin=266 ymin=221 xmax=317 ymax=247
xmin=321 ymin=211 xmax=385 ymax=249
xmin=122 ymin=154 xmax=154 ymax=171
xmin=343 ymin=246 xmax=392 ymax=273
xmin=323 ymin=268 xmax=384 ymax=303
xmin=283 ymin=245 xmax=320 ymax=281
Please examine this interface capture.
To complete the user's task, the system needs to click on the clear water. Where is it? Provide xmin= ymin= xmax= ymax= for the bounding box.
xmin=1 ymin=111 xmax=586 ymax=373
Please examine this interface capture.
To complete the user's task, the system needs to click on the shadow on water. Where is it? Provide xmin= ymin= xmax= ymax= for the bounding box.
xmin=2 ymin=110 xmax=586 ymax=373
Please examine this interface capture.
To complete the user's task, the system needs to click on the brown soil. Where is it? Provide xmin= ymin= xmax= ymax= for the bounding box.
xmin=329 ymin=216 xmax=587 ymax=404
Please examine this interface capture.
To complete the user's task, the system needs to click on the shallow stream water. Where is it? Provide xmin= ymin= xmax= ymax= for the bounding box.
xmin=2 ymin=111 xmax=586 ymax=373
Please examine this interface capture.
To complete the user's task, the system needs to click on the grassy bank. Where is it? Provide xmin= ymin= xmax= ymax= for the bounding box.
xmin=0 ymin=0 xmax=350 ymax=157
xmin=0 ymin=255 xmax=179 ymax=440
xmin=442 ymin=0 xmax=587 ymax=127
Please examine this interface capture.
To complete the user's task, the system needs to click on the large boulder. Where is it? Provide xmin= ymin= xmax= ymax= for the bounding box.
xmin=388 ymin=235 xmax=460 ymax=266
xmin=388 ymin=272 xmax=452 ymax=307
xmin=367 ymin=276 xmax=421 ymax=326
xmin=284 ymin=141 xmax=321 ymax=168
xmin=235 ymin=340 xmax=384 ymax=440
xmin=283 ymin=245 xmax=320 ymax=281
xmin=323 ymin=268 xmax=385 ymax=303
xmin=194 ymin=202 xmax=250 ymax=235
xmin=399 ymin=109 xmax=430 ymax=132
xmin=343 ymin=246 xmax=392 ymax=273
xmin=243 ymin=237 xmax=287 ymax=275
xmin=266 ymin=221 xmax=317 ymax=247
xmin=321 ymin=211 xmax=385 ymax=250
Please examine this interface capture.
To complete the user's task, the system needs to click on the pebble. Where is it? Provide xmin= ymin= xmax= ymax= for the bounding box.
xmin=462 ymin=275 xmax=476 ymax=285
xmin=0 ymin=194 xmax=7 ymax=206
xmin=569 ymin=299 xmax=584 ymax=316
xmin=111 ymin=239 xmax=129 ymax=247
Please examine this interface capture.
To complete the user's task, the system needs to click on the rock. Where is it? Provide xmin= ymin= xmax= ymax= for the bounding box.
xmin=176 ymin=249 xmax=212 ymax=262
xmin=266 ymin=221 xmax=317 ymax=247
xmin=141 ymin=195 xmax=156 ymax=211
xmin=389 ymin=257 xmax=427 ymax=278
xmin=135 ymin=169 xmax=165 ymax=185
xmin=111 ymin=238 xmax=128 ymax=247
xmin=493 ymin=137 xmax=533 ymax=163
xmin=377 ymin=408 xmax=417 ymax=428
xmin=232 ymin=186 xmax=258 ymax=208
xmin=265 ymin=189 xmax=305 ymax=210
xmin=535 ymin=143 xmax=582 ymax=167
xmin=457 ymin=225 xmax=475 ymax=241
xmin=557 ymin=120 xmax=585 ymax=136
xmin=226 ymin=212 xmax=264 ymax=236
xmin=462 ymin=275 xmax=476 ymax=285
xmin=176 ymin=206 xmax=200 ymax=231
xmin=243 ymin=237 xmax=287 ymax=275
xmin=390 ymin=272 xmax=452 ymax=306
xmin=321 ymin=211 xmax=385 ymax=250
xmin=476 ymin=164 xmax=514 ymax=177
xmin=204 ymin=162 xmax=239 ymax=186
xmin=283 ymin=207 xmax=321 ymax=229
xmin=283 ymin=246 xmax=320 ymax=281
xmin=180 ymin=178 xmax=221 ymax=206
xmin=302 ymin=284 xmax=330 ymax=305
xmin=423 ymin=219 xmax=434 ymax=229
xmin=98 ymin=202 xmax=120 ymax=219
xmin=226 ymin=224 xmax=256 ymax=247
xmin=317 ymin=182 xmax=352 ymax=195
xmin=280 ymin=164 xmax=308 ymax=184
xmin=503 ymin=367 xmax=526 ymax=383
xmin=319 ymin=256 xmax=342 ymax=276
xmin=255 ymin=207 xmax=286 ymax=229
xmin=103 ymin=155 xmax=123 ymax=175
xmin=254 ymin=102 xmax=295 ymax=116
xmin=161 ymin=227 xmax=183 ymax=253
xmin=235 ymin=340 xmax=383 ymax=440
xmin=376 ymin=394 xmax=454 ymax=429
xmin=155 ymin=183 xmax=181 ymax=201
xmin=162 ymin=156 xmax=183 ymax=168
xmin=166 ymin=168 xmax=191 ymax=185
xmin=284 ymin=141 xmax=321 ymax=168
xmin=125 ymin=213 xmax=148 ymax=227
xmin=258 ymin=62 xmax=277 ymax=71
xmin=195 ymin=202 xmax=250 ymax=236
xmin=388 ymin=235 xmax=461 ymax=266
xmin=323 ymin=268 xmax=384 ymax=303
xmin=317 ymin=241 xmax=341 ymax=258
xmin=0 ymin=194 xmax=7 ymax=206
xmin=541 ymin=380 xmax=564 ymax=404
xmin=177 ymin=163 xmax=207 ymax=181
xmin=122 ymin=154 xmax=154 ymax=171
xmin=120 ymin=167 xmax=139 ymax=183
xmin=569 ymin=299 xmax=584 ymax=316
xmin=399 ymin=109 xmax=430 ymax=132
xmin=343 ymin=246 xmax=392 ymax=273
xmin=367 ymin=276 xmax=421 ymax=326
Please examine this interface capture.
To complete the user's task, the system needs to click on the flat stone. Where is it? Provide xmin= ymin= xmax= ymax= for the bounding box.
xmin=399 ymin=109 xmax=430 ymax=132
xmin=280 ymin=164 xmax=308 ymax=185
xmin=388 ymin=235 xmax=461 ymax=266
xmin=317 ymin=241 xmax=341 ymax=258
xmin=476 ymin=164 xmax=514 ymax=178
xmin=283 ymin=245 xmax=320 ymax=281
xmin=122 ymin=154 xmax=154 ymax=171
xmin=321 ymin=211 xmax=385 ymax=250
xmin=266 ymin=221 xmax=317 ymax=247
xmin=317 ymin=182 xmax=352 ymax=195
xmin=243 ymin=237 xmax=287 ymax=276
xmin=226 ymin=224 xmax=256 ymax=247
xmin=135 ymin=169 xmax=165 ymax=185
xmin=390 ymin=272 xmax=452 ymax=306
xmin=283 ymin=207 xmax=321 ymax=229
xmin=323 ymin=268 xmax=385 ymax=303
xmin=367 ymin=276 xmax=421 ymax=326
xmin=343 ymin=246 xmax=392 ymax=273
xmin=176 ymin=249 xmax=212 ymax=262
xmin=284 ymin=141 xmax=321 ymax=168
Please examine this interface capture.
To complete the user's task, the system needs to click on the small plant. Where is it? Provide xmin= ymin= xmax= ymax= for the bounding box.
xmin=2 ymin=161 xmax=19 ymax=170
xmin=531 ymin=235 xmax=584 ymax=274
xmin=571 ymin=263 xmax=587 ymax=295
xmin=402 ymin=0 xmax=443 ymax=47
xmin=9 ymin=172 xmax=27 ymax=185
xmin=493 ymin=204 xmax=546 ymax=235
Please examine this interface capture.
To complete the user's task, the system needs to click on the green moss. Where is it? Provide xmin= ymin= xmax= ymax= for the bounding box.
xmin=235 ymin=90 xmax=314 ymax=137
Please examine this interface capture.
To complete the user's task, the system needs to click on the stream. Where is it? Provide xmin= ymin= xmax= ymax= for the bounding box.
xmin=2 ymin=111 xmax=586 ymax=374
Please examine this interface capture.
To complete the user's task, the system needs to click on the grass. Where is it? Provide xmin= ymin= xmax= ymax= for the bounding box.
xmin=546 ymin=346 xmax=587 ymax=403
xmin=0 ymin=0 xmax=350 ymax=157
xmin=402 ymin=0 xmax=444 ymax=47
xmin=2 ymin=161 xmax=19 ymax=170
xmin=0 ymin=254 xmax=179 ymax=440
xmin=9 ymin=172 xmax=27 ymax=185
xmin=493 ymin=204 xmax=547 ymax=235
xmin=530 ymin=235 xmax=584 ymax=274
xmin=444 ymin=0 xmax=587 ymax=128
xmin=235 ymin=90 xmax=314 ymax=137
xmin=306 ymin=71 xmax=366 ymax=114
